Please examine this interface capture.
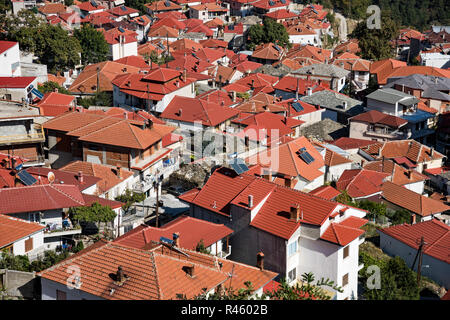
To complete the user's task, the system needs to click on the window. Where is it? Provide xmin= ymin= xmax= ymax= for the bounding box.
xmin=288 ymin=241 xmax=297 ymax=257
xmin=29 ymin=212 xmax=40 ymax=223
xmin=56 ymin=290 xmax=67 ymax=300
xmin=343 ymin=245 xmax=349 ymax=259
xmin=342 ymin=273 xmax=349 ymax=287
xmin=288 ymin=268 xmax=296 ymax=282
xmin=25 ymin=238 xmax=33 ymax=253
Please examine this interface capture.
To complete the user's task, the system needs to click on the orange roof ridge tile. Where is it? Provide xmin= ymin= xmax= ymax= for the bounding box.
xmin=49 ymin=184 xmax=85 ymax=206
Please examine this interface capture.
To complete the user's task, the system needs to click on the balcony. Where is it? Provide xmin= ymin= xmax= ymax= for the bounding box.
xmin=217 ymin=245 xmax=231 ymax=259
xmin=0 ymin=123 xmax=45 ymax=145
xmin=43 ymin=220 xmax=81 ymax=238
xmin=365 ymin=128 xmax=406 ymax=140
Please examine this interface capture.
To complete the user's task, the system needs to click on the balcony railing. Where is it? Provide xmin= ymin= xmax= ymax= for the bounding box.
xmin=0 ymin=125 xmax=45 ymax=145
xmin=365 ymin=129 xmax=406 ymax=140
xmin=217 ymin=245 xmax=231 ymax=259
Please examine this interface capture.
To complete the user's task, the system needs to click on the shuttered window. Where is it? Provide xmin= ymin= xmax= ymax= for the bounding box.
xmin=342 ymin=273 xmax=349 ymax=287
xmin=25 ymin=238 xmax=33 ymax=252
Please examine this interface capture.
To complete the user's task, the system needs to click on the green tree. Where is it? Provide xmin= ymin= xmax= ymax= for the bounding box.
xmin=193 ymin=272 xmax=343 ymax=300
xmin=354 ymin=200 xmax=387 ymax=221
xmin=350 ymin=13 xmax=399 ymax=61
xmin=74 ymin=24 xmax=109 ymax=65
xmin=35 ymin=24 xmax=82 ymax=73
xmin=247 ymin=18 xmax=291 ymax=50
xmin=115 ymin=189 xmax=146 ymax=212
xmin=77 ymin=91 xmax=113 ymax=107
xmin=335 ymin=190 xmax=354 ymax=205
xmin=70 ymin=202 xmax=117 ymax=229
xmin=387 ymin=209 xmax=411 ymax=225
xmin=38 ymin=81 xmax=71 ymax=95
xmin=361 ymin=256 xmax=420 ymax=300
xmin=0 ymin=0 xmax=11 ymax=14
xmin=125 ymin=0 xmax=149 ymax=15
xmin=195 ymin=239 xmax=210 ymax=254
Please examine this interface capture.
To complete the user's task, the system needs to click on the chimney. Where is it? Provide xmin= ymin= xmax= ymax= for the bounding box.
xmin=116 ymin=165 xmax=121 ymax=179
xmin=232 ymin=91 xmax=236 ymax=102
xmin=77 ymin=171 xmax=84 ymax=183
xmin=185 ymin=264 xmax=195 ymax=277
xmin=182 ymin=68 xmax=187 ymax=82
xmin=173 ymin=232 xmax=180 ymax=247
xmin=256 ymin=252 xmax=264 ymax=270
xmin=290 ymin=204 xmax=300 ymax=221
xmin=263 ymin=170 xmax=272 ymax=181
xmin=406 ymin=170 xmax=411 ymax=179
xmin=116 ymin=266 xmax=124 ymax=283
xmin=248 ymin=195 xmax=253 ymax=208
xmin=307 ymin=87 xmax=312 ymax=96
xmin=124 ymin=112 xmax=128 ymax=119
xmin=360 ymin=159 xmax=365 ymax=167
xmin=147 ymin=119 xmax=153 ymax=129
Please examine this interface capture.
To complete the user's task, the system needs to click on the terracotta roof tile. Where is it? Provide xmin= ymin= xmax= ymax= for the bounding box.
xmin=115 ymin=215 xmax=233 ymax=250
xmin=0 ymin=214 xmax=45 ymax=249
xmin=381 ymin=181 xmax=450 ymax=216
xmin=336 ymin=169 xmax=390 ymax=199
xmin=379 ymin=219 xmax=450 ymax=264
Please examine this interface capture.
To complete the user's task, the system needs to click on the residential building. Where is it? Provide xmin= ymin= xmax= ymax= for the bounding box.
xmin=144 ymin=0 xmax=182 ymax=15
xmin=43 ymin=112 xmax=176 ymax=197
xmin=112 ymin=68 xmax=197 ymax=113
xmin=11 ymin=0 xmax=37 ymax=15
xmin=161 ymin=95 xmax=239 ymax=133
xmin=0 ymin=115 xmax=45 ymax=167
xmin=365 ymin=88 xmax=435 ymax=144
xmin=385 ymin=74 xmax=450 ymax=115
xmin=358 ymin=139 xmax=445 ymax=173
xmin=250 ymin=43 xmax=287 ymax=65
xmin=0 ymin=214 xmax=45 ymax=259
xmin=291 ymin=64 xmax=350 ymax=92
xmin=179 ymin=166 xmax=368 ymax=300
xmin=331 ymin=52 xmax=371 ymax=91
xmin=299 ymin=88 xmax=364 ymax=124
xmin=114 ymin=215 xmax=233 ymax=258
xmin=0 ymin=76 xmax=38 ymax=103
xmin=336 ymin=169 xmax=390 ymax=201
xmin=363 ymin=158 xmax=428 ymax=194
xmin=222 ymin=0 xmax=258 ymax=17
xmin=0 ymin=184 xmax=84 ymax=251
xmin=69 ymin=61 xmax=141 ymax=97
xmin=246 ymin=136 xmax=326 ymax=191
xmin=251 ymin=0 xmax=290 ymax=16
xmin=101 ymin=28 xmax=138 ymax=61
xmin=349 ymin=110 xmax=409 ymax=142
xmin=0 ymin=41 xmax=21 ymax=77
xmin=39 ymin=239 xmax=277 ymax=300
xmin=378 ymin=219 xmax=450 ymax=288
xmin=381 ymin=181 xmax=450 ymax=224
xmin=189 ymin=3 xmax=229 ymax=22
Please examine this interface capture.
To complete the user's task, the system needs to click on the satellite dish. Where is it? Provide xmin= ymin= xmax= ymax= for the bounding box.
xmin=48 ymin=171 xmax=55 ymax=184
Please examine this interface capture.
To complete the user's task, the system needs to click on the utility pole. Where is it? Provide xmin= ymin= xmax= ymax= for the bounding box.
xmin=154 ymin=181 xmax=160 ymax=228
xmin=411 ymin=236 xmax=426 ymax=286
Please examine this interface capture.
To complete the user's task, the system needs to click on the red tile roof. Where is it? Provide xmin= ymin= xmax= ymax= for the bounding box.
xmin=26 ymin=167 xmax=100 ymax=191
xmin=0 ymin=77 xmax=35 ymax=88
xmin=161 ymin=96 xmax=239 ymax=127
xmin=0 ymin=41 xmax=18 ymax=54
xmin=363 ymin=159 xmax=428 ymax=186
xmin=115 ymin=215 xmax=233 ymax=250
xmin=330 ymin=137 xmax=380 ymax=150
xmin=350 ymin=110 xmax=408 ymax=128
xmin=320 ymin=216 xmax=367 ymax=246
xmin=43 ymin=112 xmax=175 ymax=150
xmin=359 ymin=140 xmax=444 ymax=164
xmin=60 ymin=161 xmax=133 ymax=195
xmin=179 ymin=167 xmax=354 ymax=239
xmin=113 ymin=55 xmax=149 ymax=69
xmin=38 ymin=240 xmax=277 ymax=300
xmin=247 ymin=136 xmax=325 ymax=182
xmin=0 ymin=184 xmax=85 ymax=214
xmin=336 ymin=169 xmax=390 ymax=199
xmin=252 ymin=42 xmax=285 ymax=61
xmin=0 ymin=214 xmax=45 ymax=249
xmin=379 ymin=219 xmax=450 ymax=264
xmin=309 ymin=185 xmax=341 ymax=200
xmin=381 ymin=181 xmax=450 ymax=217
xmin=108 ymin=5 xmax=139 ymax=16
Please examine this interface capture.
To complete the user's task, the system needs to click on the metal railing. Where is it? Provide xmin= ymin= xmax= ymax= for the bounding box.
xmin=0 ymin=125 xmax=45 ymax=144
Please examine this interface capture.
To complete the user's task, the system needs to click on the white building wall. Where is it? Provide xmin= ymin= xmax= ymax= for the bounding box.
xmin=12 ymin=231 xmax=45 ymax=256
xmin=379 ymin=232 xmax=450 ymax=288
xmin=327 ymin=162 xmax=353 ymax=182
xmin=288 ymin=34 xmax=319 ymax=46
xmin=403 ymin=181 xmax=424 ymax=194
xmin=41 ymin=278 xmax=105 ymax=300
xmin=0 ymin=42 xmax=21 ymax=76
